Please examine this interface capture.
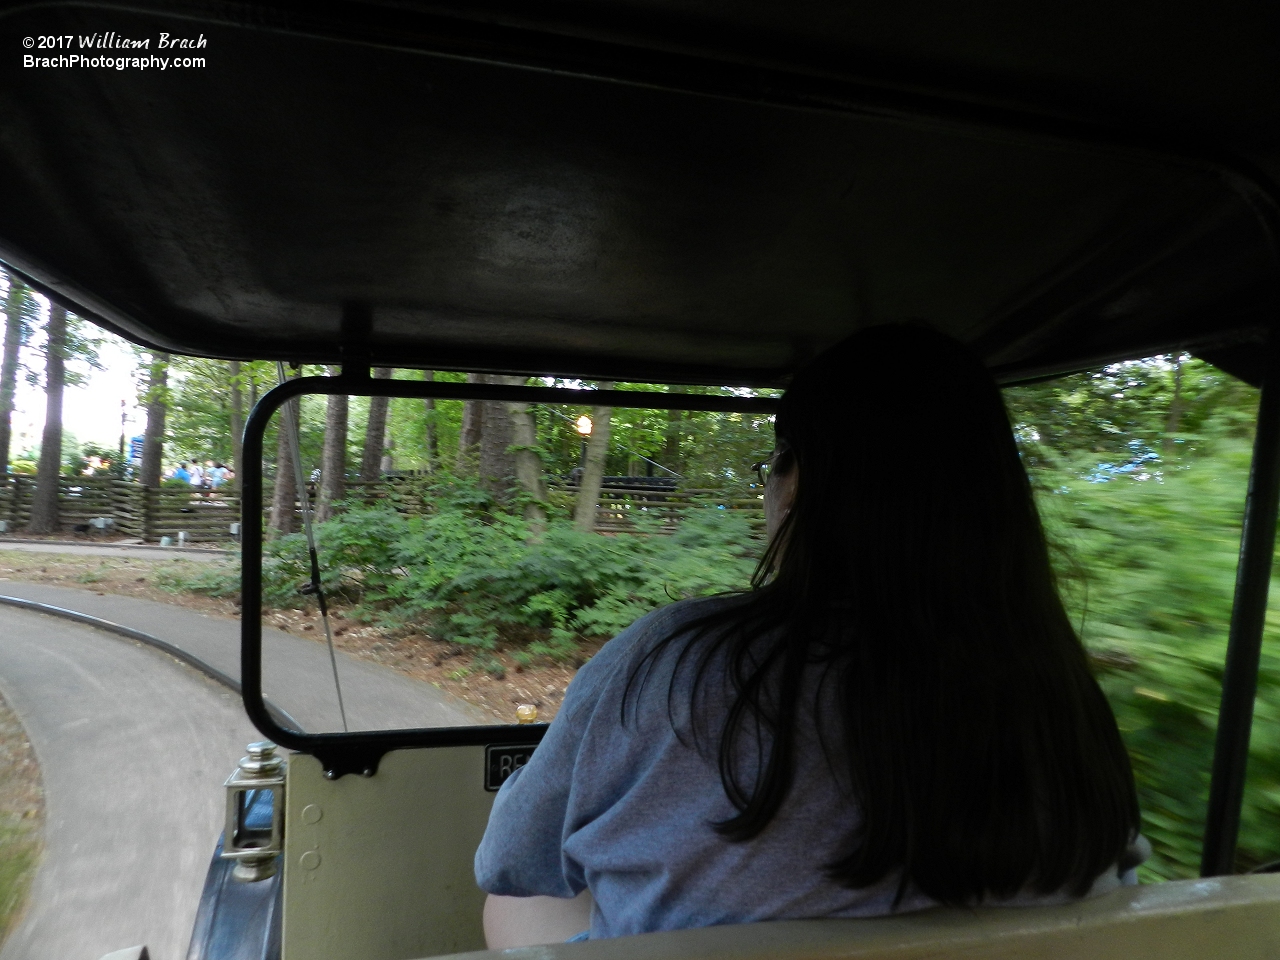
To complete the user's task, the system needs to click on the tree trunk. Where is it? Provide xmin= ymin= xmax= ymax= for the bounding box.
xmin=573 ymin=384 xmax=614 ymax=533
xmin=316 ymin=367 xmax=349 ymax=523
xmin=423 ymin=370 xmax=438 ymax=472
xmin=360 ymin=367 xmax=393 ymax=481
xmin=0 ymin=278 xmax=29 ymax=478
xmin=458 ymin=373 xmax=485 ymax=473
xmin=139 ymin=352 xmax=169 ymax=488
xmin=229 ymin=359 xmax=244 ymax=481
xmin=1162 ymin=353 xmax=1186 ymax=460
xmin=500 ymin=381 xmax=548 ymax=533
xmin=268 ymin=371 xmax=299 ymax=538
xmin=479 ymin=379 xmax=518 ymax=502
xmin=28 ymin=305 xmax=67 ymax=533
xmin=660 ymin=385 xmax=686 ymax=478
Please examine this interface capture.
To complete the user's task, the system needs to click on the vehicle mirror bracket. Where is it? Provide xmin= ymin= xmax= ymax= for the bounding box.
xmin=222 ymin=741 xmax=286 ymax=882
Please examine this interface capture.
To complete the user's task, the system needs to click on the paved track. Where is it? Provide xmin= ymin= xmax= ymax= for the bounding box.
xmin=0 ymin=583 xmax=487 ymax=731
xmin=0 ymin=583 xmax=487 ymax=959
xmin=0 ymin=608 xmax=260 ymax=960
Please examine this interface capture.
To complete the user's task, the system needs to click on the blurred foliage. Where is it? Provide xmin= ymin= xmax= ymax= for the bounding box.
xmin=0 ymin=821 xmax=37 ymax=946
xmin=1009 ymin=356 xmax=1277 ymax=880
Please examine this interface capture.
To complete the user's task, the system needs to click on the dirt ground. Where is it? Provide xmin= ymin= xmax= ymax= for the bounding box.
xmin=0 ymin=549 xmax=594 ymax=723
xmin=0 ymin=685 xmax=43 ymax=944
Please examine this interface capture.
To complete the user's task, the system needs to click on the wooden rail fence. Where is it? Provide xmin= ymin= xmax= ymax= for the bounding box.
xmin=0 ymin=477 xmax=240 ymax=543
xmin=0 ymin=476 xmax=764 ymax=543
xmin=345 ymin=477 xmax=765 ymax=535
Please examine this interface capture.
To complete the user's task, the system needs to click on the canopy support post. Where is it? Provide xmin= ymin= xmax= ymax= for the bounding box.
xmin=1202 ymin=327 xmax=1280 ymax=876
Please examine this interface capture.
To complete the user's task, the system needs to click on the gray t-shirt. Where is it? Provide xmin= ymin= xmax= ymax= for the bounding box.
xmin=474 ymin=596 xmax=1135 ymax=939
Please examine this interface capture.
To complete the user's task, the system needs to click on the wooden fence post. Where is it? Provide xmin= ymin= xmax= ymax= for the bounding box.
xmin=140 ymin=486 xmax=154 ymax=542
xmin=2 ymin=476 xmax=14 ymax=526
xmin=16 ymin=476 xmax=30 ymax=528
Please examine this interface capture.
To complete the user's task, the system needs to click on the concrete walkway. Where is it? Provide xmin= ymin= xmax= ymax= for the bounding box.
xmin=0 ymin=583 xmax=488 ymax=959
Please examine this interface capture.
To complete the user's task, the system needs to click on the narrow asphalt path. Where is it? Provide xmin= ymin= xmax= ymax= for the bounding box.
xmin=0 ymin=583 xmax=489 ymax=959
xmin=0 ymin=607 xmax=261 ymax=960
xmin=0 ymin=582 xmax=488 ymax=731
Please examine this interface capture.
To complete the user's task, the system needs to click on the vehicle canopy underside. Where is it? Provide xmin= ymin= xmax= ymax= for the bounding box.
xmin=0 ymin=0 xmax=1277 ymax=386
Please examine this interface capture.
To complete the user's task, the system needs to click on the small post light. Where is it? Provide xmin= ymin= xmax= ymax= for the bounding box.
xmin=222 ymin=741 xmax=286 ymax=882
xmin=575 ymin=415 xmax=593 ymax=473
xmin=516 ymin=704 xmax=539 ymax=723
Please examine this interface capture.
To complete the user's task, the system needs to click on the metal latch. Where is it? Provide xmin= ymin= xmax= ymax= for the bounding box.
xmin=221 ymin=741 xmax=285 ymax=882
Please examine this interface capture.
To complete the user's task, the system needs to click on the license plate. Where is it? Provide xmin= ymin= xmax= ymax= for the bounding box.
xmin=485 ymin=744 xmax=538 ymax=791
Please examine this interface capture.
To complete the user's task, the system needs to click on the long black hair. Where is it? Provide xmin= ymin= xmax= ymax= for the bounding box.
xmin=629 ymin=323 xmax=1139 ymax=907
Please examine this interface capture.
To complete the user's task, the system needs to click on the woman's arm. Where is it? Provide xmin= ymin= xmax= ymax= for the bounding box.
xmin=483 ymin=890 xmax=595 ymax=948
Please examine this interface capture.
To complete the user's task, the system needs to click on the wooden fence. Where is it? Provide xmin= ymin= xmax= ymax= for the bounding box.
xmin=0 ymin=476 xmax=764 ymax=543
xmin=345 ymin=477 xmax=765 ymax=535
xmin=0 ymin=477 xmax=240 ymax=543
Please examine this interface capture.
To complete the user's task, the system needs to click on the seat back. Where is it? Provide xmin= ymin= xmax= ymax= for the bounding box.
xmin=434 ymin=874 xmax=1280 ymax=960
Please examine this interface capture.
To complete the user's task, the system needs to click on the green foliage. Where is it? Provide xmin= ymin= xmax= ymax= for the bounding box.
xmin=78 ymin=441 xmax=127 ymax=478
xmin=169 ymin=476 xmax=760 ymax=660
xmin=532 ymin=383 xmax=777 ymax=485
xmin=0 ymin=821 xmax=38 ymax=944
xmin=165 ymin=358 xmax=295 ymax=468
xmin=1032 ymin=447 xmax=1264 ymax=878
xmin=1012 ymin=359 xmax=1279 ymax=879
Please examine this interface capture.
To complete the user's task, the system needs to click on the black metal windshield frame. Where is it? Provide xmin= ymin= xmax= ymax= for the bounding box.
xmin=240 ymin=372 xmax=778 ymax=778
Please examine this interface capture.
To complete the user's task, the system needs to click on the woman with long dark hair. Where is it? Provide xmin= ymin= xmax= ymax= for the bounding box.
xmin=476 ymin=324 xmax=1143 ymax=944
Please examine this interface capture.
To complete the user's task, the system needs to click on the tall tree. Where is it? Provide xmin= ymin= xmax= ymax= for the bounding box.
xmin=660 ymin=385 xmax=687 ymax=478
xmin=1162 ymin=353 xmax=1186 ymax=460
xmin=268 ymin=370 xmax=300 ymax=538
xmin=360 ymin=367 xmax=393 ymax=481
xmin=139 ymin=351 xmax=169 ymax=487
xmin=27 ymin=304 xmax=68 ymax=533
xmin=315 ymin=366 xmax=349 ymax=523
xmin=423 ymin=370 xmax=439 ymax=471
xmin=573 ymin=384 xmax=614 ymax=532
xmin=505 ymin=391 xmax=548 ymax=533
xmin=458 ymin=373 xmax=485 ymax=472
xmin=479 ymin=377 xmax=517 ymax=501
xmin=229 ymin=359 xmax=244 ymax=481
xmin=0 ymin=275 xmax=35 ymax=477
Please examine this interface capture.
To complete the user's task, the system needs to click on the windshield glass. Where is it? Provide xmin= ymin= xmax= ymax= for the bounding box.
xmin=248 ymin=381 xmax=776 ymax=734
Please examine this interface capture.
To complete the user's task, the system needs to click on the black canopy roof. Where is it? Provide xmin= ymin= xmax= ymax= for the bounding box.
xmin=0 ymin=1 xmax=1277 ymax=385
